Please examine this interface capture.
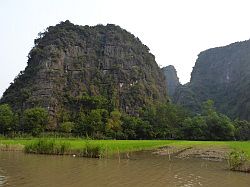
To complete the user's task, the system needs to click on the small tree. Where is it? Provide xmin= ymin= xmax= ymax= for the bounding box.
xmin=23 ymin=107 xmax=48 ymax=136
xmin=87 ymin=109 xmax=103 ymax=135
xmin=121 ymin=115 xmax=138 ymax=139
xmin=0 ymin=104 xmax=14 ymax=134
xmin=60 ymin=122 xmax=75 ymax=133
xmin=106 ymin=110 xmax=122 ymax=131
xmin=106 ymin=110 xmax=122 ymax=138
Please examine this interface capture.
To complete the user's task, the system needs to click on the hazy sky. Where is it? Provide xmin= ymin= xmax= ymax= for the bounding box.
xmin=1 ymin=0 xmax=250 ymax=97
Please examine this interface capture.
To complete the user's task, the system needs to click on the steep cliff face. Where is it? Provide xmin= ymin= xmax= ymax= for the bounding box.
xmin=174 ymin=40 xmax=250 ymax=120
xmin=162 ymin=65 xmax=180 ymax=97
xmin=1 ymin=21 xmax=167 ymax=128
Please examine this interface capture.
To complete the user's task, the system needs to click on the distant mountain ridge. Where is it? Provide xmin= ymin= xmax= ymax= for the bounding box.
xmin=171 ymin=40 xmax=250 ymax=120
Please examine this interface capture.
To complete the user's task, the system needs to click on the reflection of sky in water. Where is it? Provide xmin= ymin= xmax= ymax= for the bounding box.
xmin=0 ymin=175 xmax=6 ymax=186
xmin=173 ymin=173 xmax=203 ymax=187
xmin=0 ymin=168 xmax=6 ymax=186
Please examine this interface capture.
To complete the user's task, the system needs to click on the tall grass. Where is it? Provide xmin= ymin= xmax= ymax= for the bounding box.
xmin=228 ymin=150 xmax=247 ymax=170
xmin=24 ymin=139 xmax=71 ymax=155
xmin=22 ymin=139 xmax=175 ymax=158
xmin=1 ymin=138 xmax=250 ymax=159
xmin=82 ymin=139 xmax=105 ymax=158
xmin=24 ymin=138 xmax=106 ymax=158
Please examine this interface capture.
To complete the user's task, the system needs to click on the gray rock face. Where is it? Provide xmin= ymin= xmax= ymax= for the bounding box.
xmin=162 ymin=65 xmax=180 ymax=97
xmin=0 ymin=21 xmax=167 ymax=128
xmin=173 ymin=40 xmax=250 ymax=120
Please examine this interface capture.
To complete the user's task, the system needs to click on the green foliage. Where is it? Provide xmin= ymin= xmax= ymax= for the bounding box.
xmin=3 ymin=21 xmax=250 ymax=142
xmin=59 ymin=122 xmax=75 ymax=133
xmin=0 ymin=104 xmax=14 ymax=134
xmin=173 ymin=40 xmax=250 ymax=121
xmin=24 ymin=139 xmax=70 ymax=155
xmin=234 ymin=120 xmax=250 ymax=140
xmin=179 ymin=100 xmax=236 ymax=140
xmin=88 ymin=109 xmax=104 ymax=134
xmin=140 ymin=103 xmax=188 ymax=139
xmin=202 ymin=99 xmax=215 ymax=115
xmin=1 ymin=21 xmax=167 ymax=133
xmin=23 ymin=107 xmax=48 ymax=136
xmin=202 ymin=101 xmax=235 ymax=140
xmin=121 ymin=115 xmax=140 ymax=139
xmin=121 ymin=115 xmax=154 ymax=139
xmin=0 ymin=99 xmax=242 ymax=141
xmin=228 ymin=150 xmax=247 ymax=170
xmin=205 ymin=112 xmax=235 ymax=140
xmin=181 ymin=116 xmax=207 ymax=140
xmin=57 ymin=109 xmax=71 ymax=124
xmin=106 ymin=110 xmax=122 ymax=131
xmin=83 ymin=139 xmax=104 ymax=158
xmin=78 ymin=94 xmax=108 ymax=111
xmin=74 ymin=109 xmax=108 ymax=137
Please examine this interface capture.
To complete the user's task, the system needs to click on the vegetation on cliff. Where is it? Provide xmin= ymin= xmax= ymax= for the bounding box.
xmin=0 ymin=20 xmax=167 ymax=130
xmin=0 ymin=21 xmax=249 ymax=141
xmin=173 ymin=40 xmax=250 ymax=121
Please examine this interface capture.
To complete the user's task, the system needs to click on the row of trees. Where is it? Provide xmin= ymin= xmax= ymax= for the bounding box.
xmin=0 ymin=104 xmax=48 ymax=136
xmin=0 ymin=100 xmax=249 ymax=140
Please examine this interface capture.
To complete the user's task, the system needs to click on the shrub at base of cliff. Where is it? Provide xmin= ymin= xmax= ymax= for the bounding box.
xmin=59 ymin=122 xmax=75 ymax=133
xmin=23 ymin=107 xmax=48 ymax=136
xmin=121 ymin=115 xmax=153 ymax=140
xmin=74 ymin=109 xmax=108 ymax=138
xmin=181 ymin=116 xmax=207 ymax=140
xmin=0 ymin=101 xmax=245 ymax=141
xmin=180 ymin=100 xmax=235 ymax=140
xmin=0 ymin=104 xmax=15 ymax=135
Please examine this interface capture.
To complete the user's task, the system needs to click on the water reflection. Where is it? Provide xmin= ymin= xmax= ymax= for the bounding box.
xmin=0 ymin=151 xmax=249 ymax=187
xmin=0 ymin=173 xmax=6 ymax=187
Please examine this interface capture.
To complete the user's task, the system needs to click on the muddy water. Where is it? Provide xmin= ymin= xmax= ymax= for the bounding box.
xmin=0 ymin=151 xmax=249 ymax=187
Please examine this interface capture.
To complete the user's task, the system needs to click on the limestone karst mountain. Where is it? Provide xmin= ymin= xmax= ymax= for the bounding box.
xmin=0 ymin=21 xmax=167 ymax=128
xmin=173 ymin=40 xmax=250 ymax=120
xmin=162 ymin=65 xmax=180 ymax=97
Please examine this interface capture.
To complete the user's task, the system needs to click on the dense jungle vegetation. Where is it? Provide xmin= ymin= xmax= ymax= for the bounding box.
xmin=0 ymin=100 xmax=249 ymax=140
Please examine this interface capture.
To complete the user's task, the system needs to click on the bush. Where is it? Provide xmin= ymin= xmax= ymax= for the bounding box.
xmin=0 ymin=104 xmax=14 ymax=134
xmin=59 ymin=122 xmax=75 ymax=133
xmin=23 ymin=107 xmax=48 ymax=136
xmin=228 ymin=150 xmax=247 ymax=170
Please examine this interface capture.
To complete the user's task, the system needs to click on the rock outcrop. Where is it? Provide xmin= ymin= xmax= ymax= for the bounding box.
xmin=173 ymin=40 xmax=250 ymax=120
xmin=0 ymin=21 xmax=167 ymax=128
xmin=162 ymin=65 xmax=180 ymax=97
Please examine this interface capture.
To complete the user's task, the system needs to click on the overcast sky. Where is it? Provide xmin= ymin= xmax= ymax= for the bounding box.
xmin=1 ymin=0 xmax=250 ymax=97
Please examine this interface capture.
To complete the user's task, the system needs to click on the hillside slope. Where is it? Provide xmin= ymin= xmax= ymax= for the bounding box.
xmin=1 ymin=21 xmax=167 ymax=128
xmin=173 ymin=40 xmax=250 ymax=120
